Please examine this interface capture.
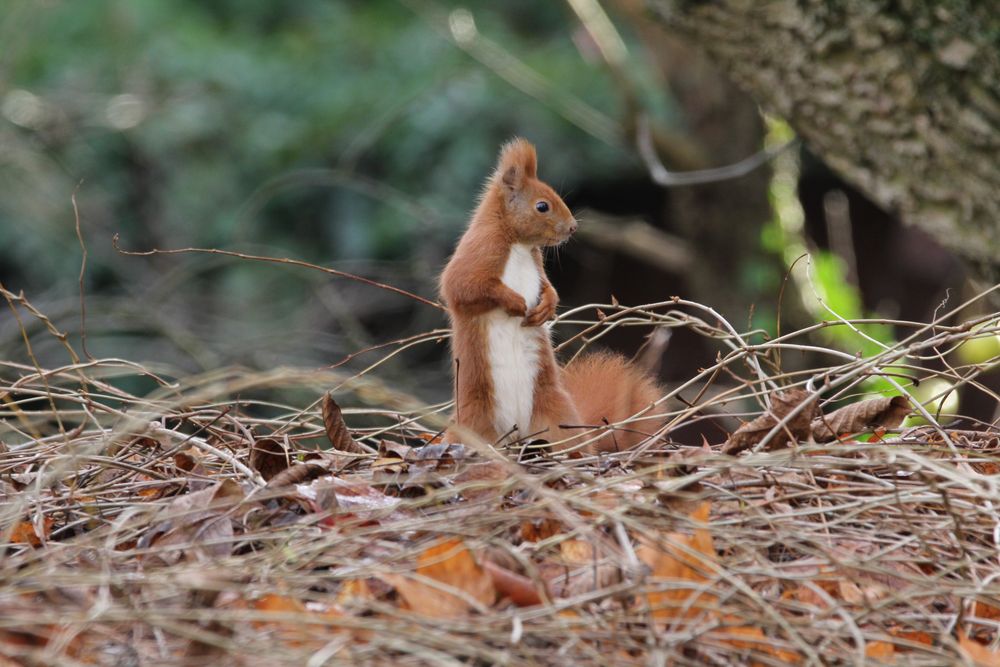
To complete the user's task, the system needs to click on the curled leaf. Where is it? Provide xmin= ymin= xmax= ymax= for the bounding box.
xmin=723 ymin=389 xmax=818 ymax=455
xmin=322 ymin=394 xmax=365 ymax=454
xmin=249 ymin=438 xmax=290 ymax=481
xmin=265 ymin=463 xmax=329 ymax=490
xmin=483 ymin=560 xmax=544 ymax=606
xmin=811 ymin=395 xmax=912 ymax=442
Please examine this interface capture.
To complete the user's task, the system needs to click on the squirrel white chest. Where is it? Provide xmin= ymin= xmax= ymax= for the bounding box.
xmin=487 ymin=244 xmax=544 ymax=438
xmin=500 ymin=244 xmax=542 ymax=309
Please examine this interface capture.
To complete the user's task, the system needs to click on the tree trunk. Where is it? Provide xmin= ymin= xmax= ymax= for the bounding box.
xmin=644 ymin=0 xmax=1000 ymax=282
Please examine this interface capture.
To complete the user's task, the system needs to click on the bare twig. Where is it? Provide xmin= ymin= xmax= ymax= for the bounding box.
xmin=637 ymin=115 xmax=798 ymax=187
xmin=112 ymin=234 xmax=443 ymax=311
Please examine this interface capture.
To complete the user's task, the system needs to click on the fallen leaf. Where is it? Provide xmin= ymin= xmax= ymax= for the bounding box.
xmin=407 ymin=442 xmax=467 ymax=470
xmin=521 ymin=518 xmax=563 ymax=542
xmin=141 ymin=479 xmax=244 ymax=565
xmin=265 ymin=463 xmax=329 ymax=490
xmin=253 ymin=593 xmax=307 ymax=616
xmin=723 ymin=389 xmax=818 ymax=455
xmin=544 ymin=536 xmax=622 ymax=598
xmin=709 ymin=620 xmax=801 ymax=664
xmin=8 ymin=517 xmax=52 ymax=547
xmin=560 ymin=539 xmax=597 ymax=566
xmin=245 ymin=594 xmax=350 ymax=648
xmin=958 ymin=630 xmax=1000 ymax=666
xmin=838 ymin=580 xmax=864 ymax=605
xmin=974 ymin=600 xmax=1000 ymax=621
xmin=322 ymin=394 xmax=366 ymax=454
xmin=378 ymin=439 xmax=413 ymax=460
xmin=636 ymin=502 xmax=717 ymax=620
xmin=483 ymin=560 xmax=544 ymax=606
xmin=335 ymin=579 xmax=375 ymax=609
xmin=174 ymin=447 xmax=214 ymax=491
xmin=812 ymin=396 xmax=911 ymax=442
xmin=385 ymin=538 xmax=496 ymax=618
xmin=249 ymin=438 xmax=290 ymax=481
xmin=887 ymin=626 xmax=933 ymax=647
xmin=416 ymin=431 xmax=444 ymax=444
xmin=296 ymin=477 xmax=340 ymax=514
xmin=865 ymin=640 xmax=895 ymax=661
xmin=452 ymin=460 xmax=509 ymax=502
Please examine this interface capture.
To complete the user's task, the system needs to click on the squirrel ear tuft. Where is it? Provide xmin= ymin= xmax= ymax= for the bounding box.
xmin=496 ymin=138 xmax=537 ymax=190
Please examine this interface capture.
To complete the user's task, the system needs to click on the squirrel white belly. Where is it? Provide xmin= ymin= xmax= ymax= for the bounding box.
xmin=487 ymin=244 xmax=544 ymax=438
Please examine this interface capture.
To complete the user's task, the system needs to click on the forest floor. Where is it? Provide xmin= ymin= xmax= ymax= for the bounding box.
xmin=2 ymin=290 xmax=1000 ymax=666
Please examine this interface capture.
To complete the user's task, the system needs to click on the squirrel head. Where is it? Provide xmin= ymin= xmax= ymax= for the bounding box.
xmin=490 ymin=138 xmax=577 ymax=246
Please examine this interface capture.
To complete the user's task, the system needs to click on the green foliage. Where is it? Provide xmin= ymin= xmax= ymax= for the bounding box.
xmin=1 ymin=0 xmax=648 ymax=375
xmin=1 ymin=0 xmax=635 ymax=293
xmin=762 ymin=116 xmax=899 ymax=395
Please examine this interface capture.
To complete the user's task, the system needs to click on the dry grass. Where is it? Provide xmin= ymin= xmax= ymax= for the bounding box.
xmin=2 ymin=284 xmax=999 ymax=666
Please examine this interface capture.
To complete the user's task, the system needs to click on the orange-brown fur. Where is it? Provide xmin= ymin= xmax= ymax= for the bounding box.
xmin=561 ymin=351 xmax=664 ymax=452
xmin=440 ymin=138 xmax=663 ymax=453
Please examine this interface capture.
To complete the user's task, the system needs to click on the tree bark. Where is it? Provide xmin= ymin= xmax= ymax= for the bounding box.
xmin=644 ymin=0 xmax=1000 ymax=282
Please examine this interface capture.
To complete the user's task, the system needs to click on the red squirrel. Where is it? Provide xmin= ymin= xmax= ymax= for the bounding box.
xmin=440 ymin=138 xmax=662 ymax=453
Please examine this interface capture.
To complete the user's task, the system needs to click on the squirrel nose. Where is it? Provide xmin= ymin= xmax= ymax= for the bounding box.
xmin=568 ymin=221 xmax=578 ymax=234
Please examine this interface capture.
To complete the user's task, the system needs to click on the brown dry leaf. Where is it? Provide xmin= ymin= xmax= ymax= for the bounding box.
xmin=785 ymin=577 xmax=877 ymax=611
xmin=253 ymin=593 xmax=307 ymax=617
xmin=335 ymin=579 xmax=375 ymax=609
xmin=8 ymin=517 xmax=52 ymax=547
xmin=246 ymin=594 xmax=344 ymax=648
xmin=521 ymin=518 xmax=563 ymax=542
xmin=249 ymin=438 xmax=290 ymax=481
xmin=888 ymin=627 xmax=934 ymax=648
xmin=550 ymin=562 xmax=622 ymax=599
xmin=710 ymin=620 xmax=801 ymax=665
xmin=958 ymin=631 xmax=1000 ymax=666
xmin=838 ymin=580 xmax=864 ymax=605
xmin=560 ymin=538 xmax=597 ymax=566
xmin=452 ymin=460 xmax=509 ymax=502
xmin=785 ymin=584 xmax=825 ymax=609
xmin=636 ymin=501 xmax=717 ymax=620
xmin=483 ymin=560 xmax=544 ymax=606
xmin=265 ymin=463 xmax=329 ymax=490
xmin=385 ymin=538 xmax=496 ymax=619
xmin=141 ymin=479 xmax=244 ymax=565
xmin=865 ymin=640 xmax=895 ymax=661
xmin=545 ymin=536 xmax=622 ymax=599
xmin=322 ymin=393 xmax=366 ymax=454
xmin=408 ymin=442 xmax=467 ymax=470
xmin=378 ymin=439 xmax=413 ymax=460
xmin=812 ymin=396 xmax=912 ymax=442
xmin=974 ymin=600 xmax=1000 ymax=621
xmin=313 ymin=476 xmax=401 ymax=524
xmin=174 ymin=448 xmax=200 ymax=472
xmin=415 ymin=431 xmax=444 ymax=444
xmin=723 ymin=389 xmax=818 ymax=455
xmin=174 ymin=447 xmax=215 ymax=492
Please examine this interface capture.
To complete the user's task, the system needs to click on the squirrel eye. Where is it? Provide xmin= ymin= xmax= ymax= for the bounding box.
xmin=535 ymin=201 xmax=550 ymax=213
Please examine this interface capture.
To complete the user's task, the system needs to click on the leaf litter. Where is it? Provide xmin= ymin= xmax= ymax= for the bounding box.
xmin=2 ymin=289 xmax=1000 ymax=665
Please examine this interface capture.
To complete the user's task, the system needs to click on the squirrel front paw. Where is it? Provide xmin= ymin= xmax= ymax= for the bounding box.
xmin=500 ymin=293 xmax=528 ymax=318
xmin=523 ymin=295 xmax=557 ymax=327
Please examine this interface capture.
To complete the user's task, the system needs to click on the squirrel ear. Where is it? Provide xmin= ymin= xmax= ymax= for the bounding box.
xmin=496 ymin=138 xmax=537 ymax=191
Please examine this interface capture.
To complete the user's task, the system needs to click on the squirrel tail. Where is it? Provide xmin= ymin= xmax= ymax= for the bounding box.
xmin=561 ymin=351 xmax=664 ymax=453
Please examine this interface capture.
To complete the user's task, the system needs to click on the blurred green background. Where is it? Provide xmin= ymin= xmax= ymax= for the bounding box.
xmin=1 ymin=0 xmax=986 ymax=416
